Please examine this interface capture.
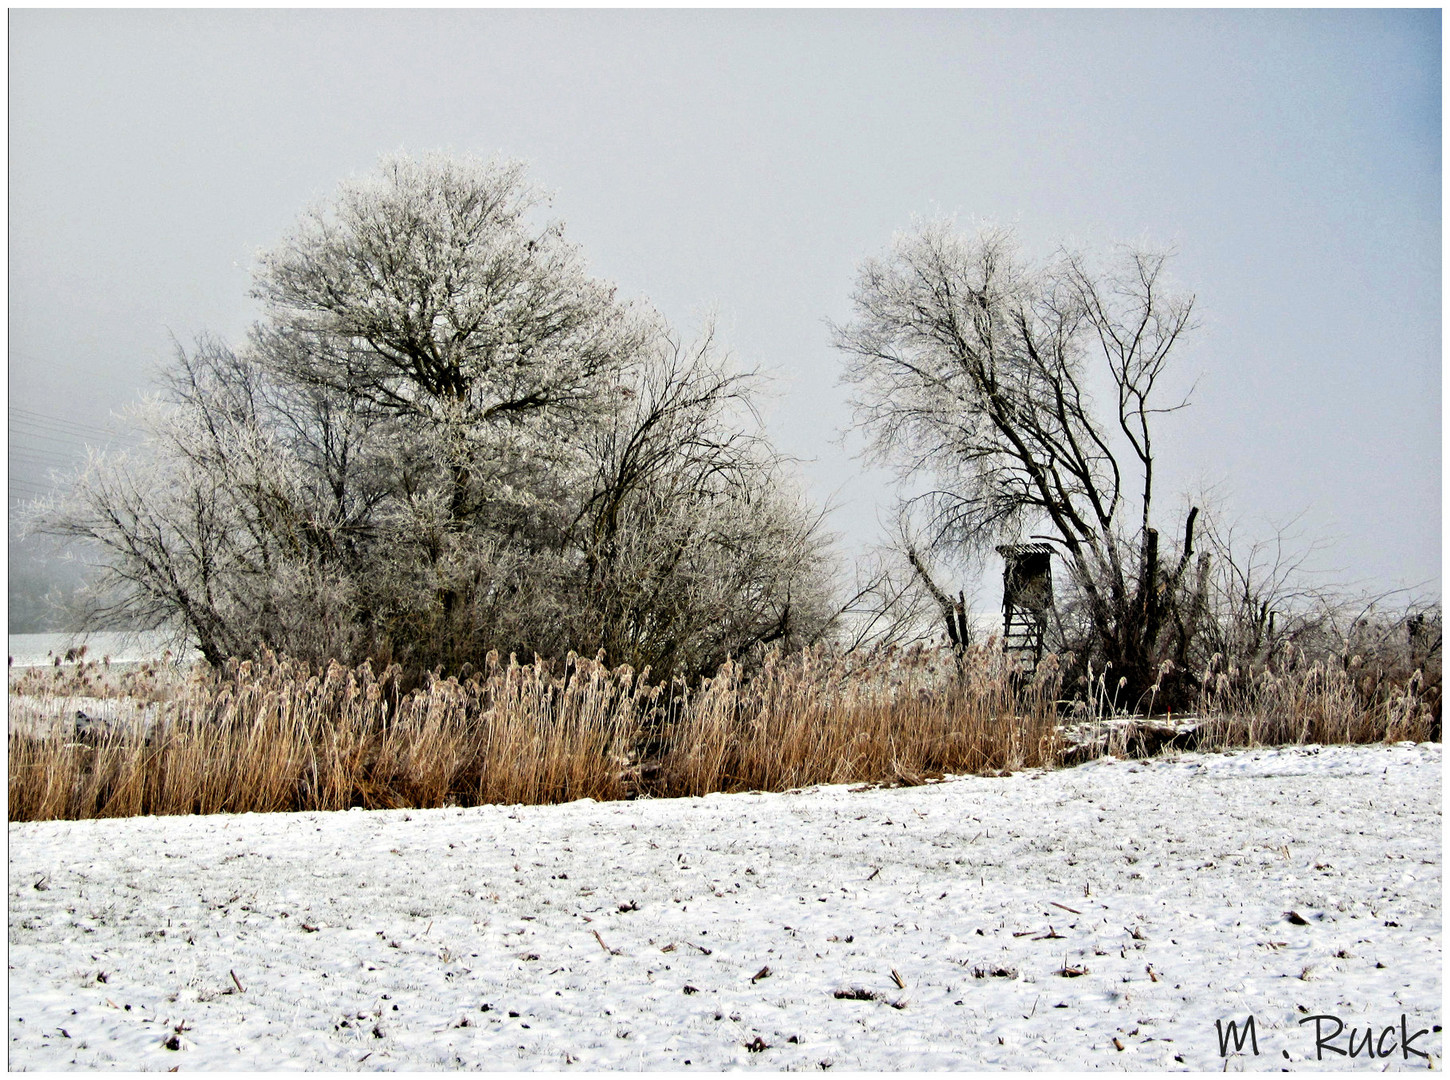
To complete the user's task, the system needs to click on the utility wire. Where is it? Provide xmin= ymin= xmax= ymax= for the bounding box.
xmin=10 ymin=413 xmax=113 ymax=438
xmin=11 ymin=406 xmax=142 ymax=437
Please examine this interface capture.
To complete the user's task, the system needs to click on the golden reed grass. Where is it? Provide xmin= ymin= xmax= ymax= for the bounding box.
xmin=8 ymin=642 xmax=1436 ymax=822
xmin=1191 ymin=644 xmax=1438 ymax=750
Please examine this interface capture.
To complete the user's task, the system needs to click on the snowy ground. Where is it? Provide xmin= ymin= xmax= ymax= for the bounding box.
xmin=8 ymin=742 xmax=1441 ymax=1071
xmin=8 ymin=631 xmax=197 ymax=669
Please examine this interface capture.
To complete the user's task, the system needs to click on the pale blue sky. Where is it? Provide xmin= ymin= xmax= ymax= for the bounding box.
xmin=8 ymin=9 xmax=1441 ymax=605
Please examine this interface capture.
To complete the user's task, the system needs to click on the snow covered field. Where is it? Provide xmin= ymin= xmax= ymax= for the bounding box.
xmin=8 ymin=631 xmax=198 ymax=669
xmin=8 ymin=742 xmax=1441 ymax=1070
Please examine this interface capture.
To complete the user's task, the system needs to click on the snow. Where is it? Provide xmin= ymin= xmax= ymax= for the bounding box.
xmin=8 ymin=696 xmax=164 ymax=742
xmin=8 ymin=632 xmax=197 ymax=669
xmin=8 ymin=742 xmax=1441 ymax=1070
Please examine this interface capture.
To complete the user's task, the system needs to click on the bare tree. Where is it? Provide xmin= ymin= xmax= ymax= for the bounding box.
xmin=834 ymin=219 xmax=1201 ymax=703
xmin=572 ymin=324 xmax=837 ymax=675
xmin=38 ymin=338 xmax=381 ymax=665
xmin=832 ymin=545 xmax=964 ymax=658
xmin=1190 ymin=513 xmax=1337 ymax=673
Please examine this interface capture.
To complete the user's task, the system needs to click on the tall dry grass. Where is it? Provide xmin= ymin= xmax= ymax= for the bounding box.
xmin=656 ymin=644 xmax=1059 ymax=796
xmin=1192 ymin=644 xmax=1438 ymax=750
xmin=8 ymin=638 xmax=1436 ymax=823
xmin=9 ymin=651 xmax=654 ymax=822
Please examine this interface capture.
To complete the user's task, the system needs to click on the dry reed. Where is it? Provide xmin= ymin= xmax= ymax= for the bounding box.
xmin=655 ymin=644 xmax=1059 ymax=796
xmin=8 ymin=639 xmax=1436 ymax=823
xmin=1192 ymin=644 xmax=1438 ymax=750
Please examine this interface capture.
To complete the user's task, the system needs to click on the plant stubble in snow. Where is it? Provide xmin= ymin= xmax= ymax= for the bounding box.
xmin=7 ymin=742 xmax=1440 ymax=1070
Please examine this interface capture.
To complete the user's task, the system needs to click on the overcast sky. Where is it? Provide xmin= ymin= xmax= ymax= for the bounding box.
xmin=9 ymin=9 xmax=1441 ymax=608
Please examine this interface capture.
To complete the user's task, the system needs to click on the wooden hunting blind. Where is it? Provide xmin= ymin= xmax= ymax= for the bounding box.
xmin=996 ymin=542 xmax=1054 ymax=673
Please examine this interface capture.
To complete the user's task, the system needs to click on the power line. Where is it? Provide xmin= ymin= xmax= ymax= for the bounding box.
xmin=10 ymin=404 xmax=125 ymax=422
xmin=8 ymin=423 xmax=95 ymax=444
xmin=8 ymin=447 xmax=86 ymax=465
xmin=8 ymin=441 xmax=78 ymax=457
xmin=7 ymin=431 xmax=83 ymax=449
xmin=9 ymin=425 xmax=140 ymax=452
xmin=9 ymin=422 xmax=130 ymax=446
xmin=8 ymin=432 xmax=116 ymax=454
xmin=10 ymin=408 xmax=112 ymax=432
xmin=8 ymin=469 xmax=75 ymax=483
xmin=9 ymin=433 xmax=93 ymax=452
xmin=10 ymin=408 xmax=142 ymax=443
xmin=8 ymin=464 xmax=75 ymax=480
xmin=7 ymin=473 xmax=62 ymax=488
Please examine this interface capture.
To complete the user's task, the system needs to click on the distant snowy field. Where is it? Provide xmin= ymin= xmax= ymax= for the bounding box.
xmin=8 ymin=631 xmax=198 ymax=669
xmin=8 ymin=743 xmax=1440 ymax=1071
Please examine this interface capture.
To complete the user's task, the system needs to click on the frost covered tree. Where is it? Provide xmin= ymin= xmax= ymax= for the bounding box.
xmin=574 ymin=326 xmax=837 ymax=675
xmin=250 ymin=156 xmax=647 ymax=533
xmin=41 ymin=154 xmax=835 ymax=676
xmin=834 ymin=220 xmax=1203 ymax=703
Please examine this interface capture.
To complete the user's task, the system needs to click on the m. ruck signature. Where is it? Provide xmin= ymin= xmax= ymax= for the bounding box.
xmin=1216 ymin=1014 xmax=1438 ymax=1063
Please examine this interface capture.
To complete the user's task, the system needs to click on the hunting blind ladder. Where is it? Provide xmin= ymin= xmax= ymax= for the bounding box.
xmin=996 ymin=543 xmax=1054 ymax=678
